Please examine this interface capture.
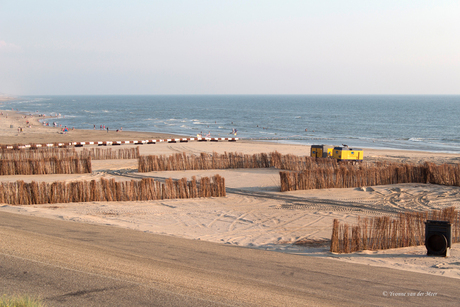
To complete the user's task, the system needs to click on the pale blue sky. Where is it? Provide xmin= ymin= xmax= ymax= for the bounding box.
xmin=1 ymin=1 xmax=459 ymax=95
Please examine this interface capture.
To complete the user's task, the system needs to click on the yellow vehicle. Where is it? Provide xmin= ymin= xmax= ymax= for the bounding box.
xmin=310 ymin=145 xmax=334 ymax=158
xmin=332 ymin=146 xmax=363 ymax=162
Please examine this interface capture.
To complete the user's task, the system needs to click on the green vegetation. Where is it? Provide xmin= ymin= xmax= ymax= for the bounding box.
xmin=0 ymin=294 xmax=46 ymax=307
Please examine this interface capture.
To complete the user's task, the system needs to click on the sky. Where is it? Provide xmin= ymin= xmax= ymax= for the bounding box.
xmin=1 ymin=1 xmax=459 ymax=95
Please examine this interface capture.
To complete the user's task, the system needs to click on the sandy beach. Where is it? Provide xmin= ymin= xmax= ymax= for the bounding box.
xmin=1 ymin=108 xmax=459 ymax=280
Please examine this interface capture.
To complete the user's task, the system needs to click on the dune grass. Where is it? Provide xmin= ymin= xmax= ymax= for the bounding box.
xmin=0 ymin=294 xmax=46 ymax=307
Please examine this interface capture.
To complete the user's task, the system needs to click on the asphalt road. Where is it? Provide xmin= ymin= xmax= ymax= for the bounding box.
xmin=0 ymin=211 xmax=459 ymax=306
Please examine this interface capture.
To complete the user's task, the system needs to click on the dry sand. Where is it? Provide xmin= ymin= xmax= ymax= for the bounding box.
xmin=1 ymin=109 xmax=460 ymax=280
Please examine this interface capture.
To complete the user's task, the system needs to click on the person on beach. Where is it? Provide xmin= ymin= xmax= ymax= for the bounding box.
xmin=107 ymin=127 xmax=109 ymax=133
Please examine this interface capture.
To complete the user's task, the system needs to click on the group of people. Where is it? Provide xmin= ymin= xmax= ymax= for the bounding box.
xmin=197 ymin=131 xmax=211 ymax=138
xmin=94 ymin=125 xmax=122 ymax=132
xmin=197 ymin=128 xmax=238 ymax=138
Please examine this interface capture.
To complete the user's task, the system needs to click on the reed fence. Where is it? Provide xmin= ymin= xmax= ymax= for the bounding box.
xmin=270 ymin=151 xmax=339 ymax=171
xmin=330 ymin=207 xmax=460 ymax=253
xmin=0 ymin=148 xmax=76 ymax=160
xmin=138 ymin=152 xmax=271 ymax=172
xmin=280 ymin=162 xmax=460 ymax=192
xmin=138 ymin=151 xmax=339 ymax=172
xmin=0 ymin=175 xmax=226 ymax=205
xmin=81 ymin=147 xmax=140 ymax=160
xmin=0 ymin=157 xmax=92 ymax=175
xmin=0 ymin=147 xmax=139 ymax=160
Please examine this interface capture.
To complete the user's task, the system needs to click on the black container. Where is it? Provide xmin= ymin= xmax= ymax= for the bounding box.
xmin=425 ymin=220 xmax=452 ymax=257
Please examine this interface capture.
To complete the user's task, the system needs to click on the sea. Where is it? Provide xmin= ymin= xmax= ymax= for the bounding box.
xmin=2 ymin=95 xmax=460 ymax=153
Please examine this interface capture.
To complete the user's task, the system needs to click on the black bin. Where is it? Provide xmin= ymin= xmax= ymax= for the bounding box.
xmin=425 ymin=220 xmax=452 ymax=257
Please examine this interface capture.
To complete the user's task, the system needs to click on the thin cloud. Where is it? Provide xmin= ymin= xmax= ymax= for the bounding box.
xmin=0 ymin=40 xmax=23 ymax=53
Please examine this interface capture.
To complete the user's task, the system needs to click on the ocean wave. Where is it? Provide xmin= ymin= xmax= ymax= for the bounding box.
xmin=14 ymin=98 xmax=52 ymax=104
xmin=11 ymin=94 xmax=460 ymax=153
xmin=309 ymin=138 xmax=335 ymax=141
